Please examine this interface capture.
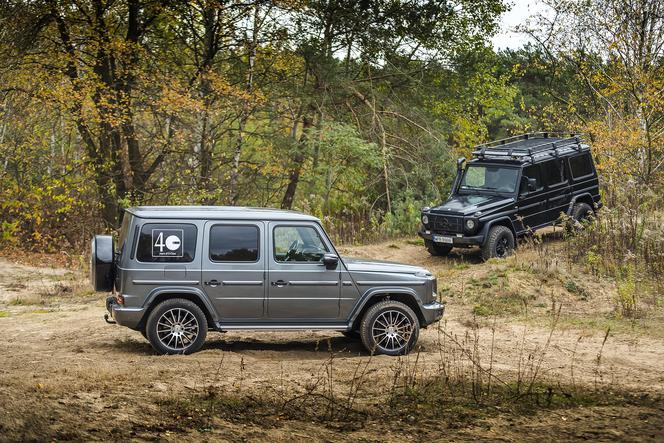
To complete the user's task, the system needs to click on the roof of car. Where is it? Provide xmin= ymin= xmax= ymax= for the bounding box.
xmin=125 ymin=206 xmax=320 ymax=222
xmin=471 ymin=133 xmax=590 ymax=165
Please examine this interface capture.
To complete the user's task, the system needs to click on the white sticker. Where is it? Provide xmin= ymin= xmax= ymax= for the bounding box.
xmin=152 ymin=229 xmax=183 ymax=257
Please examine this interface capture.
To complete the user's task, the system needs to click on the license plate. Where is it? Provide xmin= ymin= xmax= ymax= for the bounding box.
xmin=433 ymin=235 xmax=453 ymax=244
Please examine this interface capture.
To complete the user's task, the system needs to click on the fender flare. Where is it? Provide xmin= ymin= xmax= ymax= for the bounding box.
xmin=347 ymin=287 xmax=422 ymax=326
xmin=142 ymin=286 xmax=219 ymax=323
xmin=479 ymin=216 xmax=517 ymax=243
xmin=567 ymin=193 xmax=594 ymax=215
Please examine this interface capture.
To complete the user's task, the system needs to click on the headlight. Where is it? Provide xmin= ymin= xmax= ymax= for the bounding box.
xmin=415 ymin=270 xmax=433 ymax=278
xmin=421 ymin=214 xmax=429 ymax=225
xmin=465 ymin=219 xmax=476 ymax=230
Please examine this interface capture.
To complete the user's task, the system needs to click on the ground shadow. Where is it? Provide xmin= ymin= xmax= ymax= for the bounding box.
xmin=95 ymin=335 xmax=156 ymax=355
xmin=96 ymin=331 xmax=369 ymax=358
xmin=427 ymin=226 xmax=567 ymax=265
xmin=203 ymin=334 xmax=368 ymax=358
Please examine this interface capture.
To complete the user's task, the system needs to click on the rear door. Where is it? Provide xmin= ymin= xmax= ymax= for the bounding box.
xmin=201 ymin=221 xmax=266 ymax=322
xmin=267 ymin=222 xmax=341 ymax=321
xmin=516 ymin=164 xmax=548 ymax=231
xmin=540 ymin=158 xmax=571 ymax=223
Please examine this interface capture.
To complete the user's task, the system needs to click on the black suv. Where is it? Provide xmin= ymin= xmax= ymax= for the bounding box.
xmin=419 ymin=133 xmax=601 ymax=260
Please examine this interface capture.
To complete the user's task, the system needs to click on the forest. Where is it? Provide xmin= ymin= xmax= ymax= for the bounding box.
xmin=0 ymin=0 xmax=662 ymax=249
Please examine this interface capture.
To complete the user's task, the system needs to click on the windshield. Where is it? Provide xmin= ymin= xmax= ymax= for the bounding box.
xmin=459 ymin=165 xmax=519 ymax=193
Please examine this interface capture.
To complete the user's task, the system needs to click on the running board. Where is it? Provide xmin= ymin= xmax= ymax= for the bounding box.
xmin=214 ymin=323 xmax=351 ymax=331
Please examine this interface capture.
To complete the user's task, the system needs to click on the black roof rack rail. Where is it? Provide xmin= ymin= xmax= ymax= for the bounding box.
xmin=471 ymin=132 xmax=585 ymax=161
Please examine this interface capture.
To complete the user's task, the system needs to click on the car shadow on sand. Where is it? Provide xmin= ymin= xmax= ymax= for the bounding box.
xmin=426 ymin=226 xmax=566 ymax=265
xmin=202 ymin=334 xmax=369 ymax=358
xmin=97 ymin=333 xmax=370 ymax=358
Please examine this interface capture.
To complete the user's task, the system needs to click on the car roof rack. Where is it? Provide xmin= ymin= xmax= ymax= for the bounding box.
xmin=471 ymin=132 xmax=586 ymax=162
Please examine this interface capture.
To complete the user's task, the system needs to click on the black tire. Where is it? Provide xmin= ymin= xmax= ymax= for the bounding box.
xmin=481 ymin=225 xmax=515 ymax=261
xmin=342 ymin=330 xmax=361 ymax=340
xmin=565 ymin=202 xmax=594 ymax=235
xmin=425 ymin=240 xmax=452 ymax=256
xmin=145 ymin=298 xmax=207 ymax=355
xmin=90 ymin=235 xmax=115 ymax=292
xmin=572 ymin=202 xmax=594 ymax=223
xmin=360 ymin=300 xmax=420 ymax=356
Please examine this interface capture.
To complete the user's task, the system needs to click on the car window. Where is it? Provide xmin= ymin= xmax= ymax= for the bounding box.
xmin=520 ymin=164 xmax=543 ymax=194
xmin=569 ymin=153 xmax=593 ymax=178
xmin=273 ymin=225 xmax=328 ymax=262
xmin=460 ymin=165 xmax=519 ymax=193
xmin=116 ymin=213 xmax=132 ymax=258
xmin=541 ymin=159 xmax=567 ymax=187
xmin=136 ymin=223 xmax=197 ymax=262
xmin=209 ymin=225 xmax=259 ymax=262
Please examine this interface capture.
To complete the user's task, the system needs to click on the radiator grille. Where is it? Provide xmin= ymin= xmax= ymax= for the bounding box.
xmin=430 ymin=214 xmax=463 ymax=234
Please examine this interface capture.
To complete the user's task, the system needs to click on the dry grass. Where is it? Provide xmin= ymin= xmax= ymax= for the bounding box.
xmin=2 ymin=237 xmax=664 ymax=440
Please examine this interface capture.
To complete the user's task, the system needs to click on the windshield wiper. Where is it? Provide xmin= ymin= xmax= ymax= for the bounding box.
xmin=461 ymin=185 xmax=498 ymax=190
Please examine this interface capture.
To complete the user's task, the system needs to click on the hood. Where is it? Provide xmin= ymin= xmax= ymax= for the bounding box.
xmin=342 ymin=257 xmax=431 ymax=276
xmin=430 ymin=194 xmax=515 ymax=216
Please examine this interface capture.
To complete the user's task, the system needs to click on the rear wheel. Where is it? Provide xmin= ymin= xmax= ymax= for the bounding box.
xmin=425 ymin=240 xmax=452 ymax=256
xmin=572 ymin=202 xmax=594 ymax=224
xmin=565 ymin=202 xmax=594 ymax=234
xmin=360 ymin=300 xmax=419 ymax=356
xmin=145 ymin=298 xmax=207 ymax=355
xmin=481 ymin=225 xmax=515 ymax=261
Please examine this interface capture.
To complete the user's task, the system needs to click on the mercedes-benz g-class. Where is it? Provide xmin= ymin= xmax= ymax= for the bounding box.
xmin=419 ymin=133 xmax=601 ymax=260
xmin=91 ymin=207 xmax=444 ymax=355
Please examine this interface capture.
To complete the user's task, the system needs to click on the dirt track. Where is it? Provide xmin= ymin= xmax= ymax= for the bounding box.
xmin=1 ymin=239 xmax=664 ymax=441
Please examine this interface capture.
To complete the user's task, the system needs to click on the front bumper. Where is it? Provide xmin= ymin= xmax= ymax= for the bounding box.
xmin=418 ymin=229 xmax=484 ymax=246
xmin=105 ymin=295 xmax=145 ymax=330
xmin=421 ymin=300 xmax=445 ymax=326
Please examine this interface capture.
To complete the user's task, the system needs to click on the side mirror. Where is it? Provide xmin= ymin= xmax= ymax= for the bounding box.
xmin=322 ymin=253 xmax=339 ymax=270
xmin=456 ymin=157 xmax=466 ymax=172
xmin=527 ymin=178 xmax=537 ymax=192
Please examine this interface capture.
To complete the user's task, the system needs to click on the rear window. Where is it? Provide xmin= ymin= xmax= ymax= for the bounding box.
xmin=116 ymin=213 xmax=132 ymax=257
xmin=569 ymin=153 xmax=594 ymax=178
xmin=136 ymin=223 xmax=197 ymax=262
xmin=541 ymin=159 xmax=567 ymax=186
xmin=209 ymin=225 xmax=259 ymax=262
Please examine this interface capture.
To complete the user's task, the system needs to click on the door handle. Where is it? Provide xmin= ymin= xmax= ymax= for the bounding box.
xmin=204 ymin=279 xmax=220 ymax=287
xmin=271 ymin=280 xmax=288 ymax=287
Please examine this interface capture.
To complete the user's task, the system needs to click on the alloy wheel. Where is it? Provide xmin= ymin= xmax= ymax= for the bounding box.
xmin=371 ymin=310 xmax=413 ymax=352
xmin=156 ymin=307 xmax=199 ymax=352
xmin=495 ymin=235 xmax=510 ymax=257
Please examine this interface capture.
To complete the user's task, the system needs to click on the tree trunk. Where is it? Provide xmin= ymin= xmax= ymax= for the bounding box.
xmin=229 ymin=3 xmax=260 ymax=205
xmin=281 ymin=112 xmax=315 ymax=210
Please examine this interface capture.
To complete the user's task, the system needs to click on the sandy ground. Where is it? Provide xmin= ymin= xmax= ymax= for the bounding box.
xmin=1 ymin=239 xmax=664 ymax=442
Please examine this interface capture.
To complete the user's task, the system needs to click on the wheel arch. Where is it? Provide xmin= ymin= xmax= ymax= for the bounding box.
xmin=480 ymin=217 xmax=517 ymax=244
xmin=567 ymin=193 xmax=595 ymax=215
xmin=138 ymin=287 xmax=217 ymax=331
xmin=349 ymin=289 xmax=425 ymax=331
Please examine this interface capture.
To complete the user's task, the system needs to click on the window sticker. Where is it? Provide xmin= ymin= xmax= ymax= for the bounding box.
xmin=152 ymin=229 xmax=183 ymax=258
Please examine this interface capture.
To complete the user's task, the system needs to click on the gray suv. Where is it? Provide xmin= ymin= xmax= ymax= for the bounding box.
xmin=91 ymin=206 xmax=444 ymax=355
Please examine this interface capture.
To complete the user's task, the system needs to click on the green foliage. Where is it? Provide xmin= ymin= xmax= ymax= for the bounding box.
xmin=0 ymin=0 xmax=661 ymax=251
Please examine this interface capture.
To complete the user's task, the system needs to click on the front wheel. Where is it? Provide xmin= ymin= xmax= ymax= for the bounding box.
xmin=481 ymin=225 xmax=515 ymax=261
xmin=425 ymin=240 xmax=452 ymax=256
xmin=145 ymin=298 xmax=208 ymax=355
xmin=360 ymin=300 xmax=420 ymax=356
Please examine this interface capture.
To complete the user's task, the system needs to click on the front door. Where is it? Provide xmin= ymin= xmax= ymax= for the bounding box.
xmin=517 ymin=164 xmax=548 ymax=231
xmin=267 ymin=223 xmax=341 ymax=321
xmin=201 ymin=221 xmax=265 ymax=322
